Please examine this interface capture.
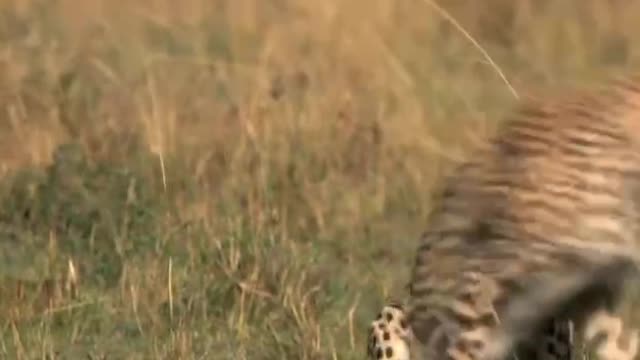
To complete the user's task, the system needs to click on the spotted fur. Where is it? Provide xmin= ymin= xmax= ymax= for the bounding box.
xmin=378 ymin=74 xmax=640 ymax=360
xmin=367 ymin=305 xmax=576 ymax=360
xmin=368 ymin=304 xmax=412 ymax=360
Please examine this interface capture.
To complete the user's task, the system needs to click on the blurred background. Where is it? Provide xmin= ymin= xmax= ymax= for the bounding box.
xmin=0 ymin=0 xmax=639 ymax=358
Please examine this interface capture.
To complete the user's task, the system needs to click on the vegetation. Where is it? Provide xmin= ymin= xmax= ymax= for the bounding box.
xmin=1 ymin=0 xmax=639 ymax=358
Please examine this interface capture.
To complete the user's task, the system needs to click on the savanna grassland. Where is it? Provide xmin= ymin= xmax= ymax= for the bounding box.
xmin=1 ymin=0 xmax=640 ymax=359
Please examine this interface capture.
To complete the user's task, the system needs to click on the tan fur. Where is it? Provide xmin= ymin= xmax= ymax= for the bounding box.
xmin=369 ymin=74 xmax=640 ymax=360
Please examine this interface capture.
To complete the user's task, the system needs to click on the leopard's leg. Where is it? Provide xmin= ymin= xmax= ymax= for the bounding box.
xmin=583 ymin=309 xmax=638 ymax=360
xmin=409 ymin=272 xmax=506 ymax=360
xmin=532 ymin=318 xmax=575 ymax=360
xmin=367 ymin=304 xmax=412 ymax=360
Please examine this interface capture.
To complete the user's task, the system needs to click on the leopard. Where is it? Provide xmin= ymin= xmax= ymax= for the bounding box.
xmin=367 ymin=73 xmax=640 ymax=360
xmin=367 ymin=303 xmax=575 ymax=360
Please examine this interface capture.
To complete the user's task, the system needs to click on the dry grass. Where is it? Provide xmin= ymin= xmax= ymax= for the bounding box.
xmin=1 ymin=0 xmax=640 ymax=358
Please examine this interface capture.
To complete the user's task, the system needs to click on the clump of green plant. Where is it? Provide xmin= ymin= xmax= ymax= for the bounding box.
xmin=0 ymin=142 xmax=166 ymax=288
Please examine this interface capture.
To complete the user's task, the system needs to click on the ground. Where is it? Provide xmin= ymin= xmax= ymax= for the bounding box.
xmin=1 ymin=0 xmax=640 ymax=358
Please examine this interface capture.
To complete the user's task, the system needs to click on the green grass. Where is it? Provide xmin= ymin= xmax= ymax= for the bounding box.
xmin=1 ymin=0 xmax=640 ymax=358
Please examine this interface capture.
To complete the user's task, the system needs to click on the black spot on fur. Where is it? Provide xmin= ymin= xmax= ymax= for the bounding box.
xmin=473 ymin=220 xmax=492 ymax=240
xmin=383 ymin=331 xmax=390 ymax=341
xmin=370 ymin=334 xmax=377 ymax=346
xmin=385 ymin=347 xmax=393 ymax=358
xmin=386 ymin=312 xmax=393 ymax=322
xmin=544 ymin=321 xmax=556 ymax=335
xmin=470 ymin=339 xmax=484 ymax=350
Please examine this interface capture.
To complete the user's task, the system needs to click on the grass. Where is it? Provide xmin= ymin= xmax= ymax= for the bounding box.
xmin=1 ymin=0 xmax=640 ymax=358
